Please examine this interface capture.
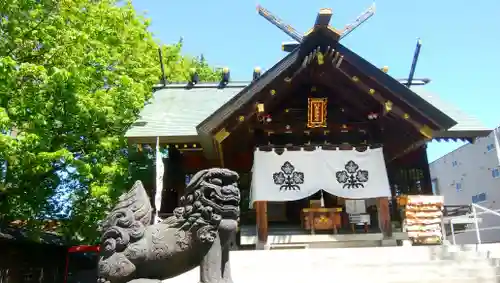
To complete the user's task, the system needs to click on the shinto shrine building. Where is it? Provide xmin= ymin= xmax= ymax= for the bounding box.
xmin=125 ymin=8 xmax=490 ymax=248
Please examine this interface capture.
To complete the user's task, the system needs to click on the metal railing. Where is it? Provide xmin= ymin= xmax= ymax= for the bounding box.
xmin=447 ymin=203 xmax=500 ymax=245
xmin=471 ymin=203 xmax=500 ymax=244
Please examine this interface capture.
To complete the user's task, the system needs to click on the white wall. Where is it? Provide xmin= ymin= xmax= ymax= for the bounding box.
xmin=429 ymin=130 xmax=500 ymax=244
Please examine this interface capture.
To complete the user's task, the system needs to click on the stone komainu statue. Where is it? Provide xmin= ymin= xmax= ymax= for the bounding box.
xmin=97 ymin=168 xmax=240 ymax=283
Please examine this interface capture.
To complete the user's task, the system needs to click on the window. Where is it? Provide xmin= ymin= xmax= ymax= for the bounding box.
xmin=431 ymin=179 xmax=440 ymax=195
xmin=472 ymin=193 xmax=487 ymax=204
xmin=452 ymin=161 xmax=458 ymax=167
xmin=487 ymin=144 xmax=495 ymax=151
xmin=492 ymin=168 xmax=500 ymax=178
xmin=456 ymin=182 xmax=462 ymax=192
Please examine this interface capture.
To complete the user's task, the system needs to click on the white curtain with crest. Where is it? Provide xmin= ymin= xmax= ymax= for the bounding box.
xmin=250 ymin=147 xmax=391 ymax=205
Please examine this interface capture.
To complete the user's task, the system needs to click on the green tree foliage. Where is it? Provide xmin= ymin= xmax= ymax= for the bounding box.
xmin=160 ymin=41 xmax=222 ymax=83
xmin=0 ymin=0 xmax=220 ymax=243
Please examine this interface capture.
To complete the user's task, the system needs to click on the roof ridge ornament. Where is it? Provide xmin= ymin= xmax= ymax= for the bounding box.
xmin=257 ymin=3 xmax=376 ymax=52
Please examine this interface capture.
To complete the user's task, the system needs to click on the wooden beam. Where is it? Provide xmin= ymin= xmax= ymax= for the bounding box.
xmin=315 ymin=8 xmax=332 ymax=27
xmin=285 ymin=47 xmax=318 ymax=83
xmin=335 ymin=44 xmax=453 ymax=129
xmin=317 ymin=71 xmax=376 ymax=113
xmin=214 ymin=127 xmax=230 ymax=143
xmin=388 ymin=138 xmax=429 ymax=162
xmin=250 ymin=121 xmax=371 ymax=134
xmin=381 ymin=117 xmax=423 ymax=160
xmin=329 ymin=63 xmax=435 ymax=141
xmin=256 ymin=5 xmax=303 ymax=42
xmin=282 ymin=41 xmax=299 ymax=52
xmin=227 ymin=64 xmax=308 ymax=134
xmin=212 ymin=128 xmax=231 ymax=167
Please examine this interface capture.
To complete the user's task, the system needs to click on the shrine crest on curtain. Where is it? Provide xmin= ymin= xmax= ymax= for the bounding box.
xmin=307 ymin=97 xmax=327 ymax=128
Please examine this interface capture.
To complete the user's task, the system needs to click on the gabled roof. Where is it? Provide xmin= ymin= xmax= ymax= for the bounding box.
xmin=125 ymin=82 xmax=488 ymax=144
xmin=196 ymin=39 xmax=459 ymax=144
xmin=126 ymin=27 xmax=490 ymax=145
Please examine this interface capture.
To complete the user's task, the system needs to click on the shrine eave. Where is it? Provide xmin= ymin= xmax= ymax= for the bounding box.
xmin=196 ymin=49 xmax=300 ymax=137
xmin=125 ymin=82 xmax=489 ymax=145
xmin=125 ymin=28 xmax=490 ymax=149
xmin=195 ymin=40 xmax=460 ymax=141
xmin=336 ymin=44 xmax=457 ymax=130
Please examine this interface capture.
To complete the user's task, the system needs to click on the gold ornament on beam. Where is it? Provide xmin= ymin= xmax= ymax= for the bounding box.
xmin=256 ymin=103 xmax=265 ymax=113
xmin=384 ymin=101 xmax=393 ymax=113
xmin=317 ymin=52 xmax=324 ymax=65
xmin=419 ymin=125 xmax=433 ymax=139
xmin=214 ymin=128 xmax=230 ymax=143
xmin=307 ymin=97 xmax=328 ymax=128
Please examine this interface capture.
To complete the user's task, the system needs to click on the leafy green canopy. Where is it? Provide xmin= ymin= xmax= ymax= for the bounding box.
xmin=0 ymin=0 xmax=220 ymax=243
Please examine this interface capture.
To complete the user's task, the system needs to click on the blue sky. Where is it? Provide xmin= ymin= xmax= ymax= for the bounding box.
xmin=132 ymin=0 xmax=500 ymax=162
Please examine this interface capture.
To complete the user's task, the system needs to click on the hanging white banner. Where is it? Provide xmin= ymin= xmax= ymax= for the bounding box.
xmin=250 ymin=147 xmax=391 ymax=204
xmin=319 ymin=147 xmax=391 ymax=199
xmin=251 ymin=149 xmax=323 ymax=203
xmin=154 ymin=137 xmax=164 ymax=223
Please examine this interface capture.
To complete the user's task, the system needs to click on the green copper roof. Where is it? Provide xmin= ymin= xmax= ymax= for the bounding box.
xmin=125 ymin=84 xmax=243 ymax=142
xmin=125 ymin=83 xmax=489 ymax=142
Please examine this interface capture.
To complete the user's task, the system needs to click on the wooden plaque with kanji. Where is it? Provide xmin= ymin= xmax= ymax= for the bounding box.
xmin=307 ymin=97 xmax=327 ymax=128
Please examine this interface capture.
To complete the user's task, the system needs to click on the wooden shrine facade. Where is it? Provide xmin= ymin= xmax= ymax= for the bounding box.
xmin=125 ymin=8 xmax=491 ymax=244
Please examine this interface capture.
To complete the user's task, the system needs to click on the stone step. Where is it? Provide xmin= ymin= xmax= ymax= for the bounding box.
xmin=164 ymin=246 xmax=500 ymax=283
xmin=165 ymin=265 xmax=498 ymax=283
xmin=235 ymin=246 xmax=489 ymax=263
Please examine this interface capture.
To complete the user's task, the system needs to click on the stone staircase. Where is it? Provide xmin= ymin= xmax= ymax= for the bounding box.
xmin=164 ymin=244 xmax=500 ymax=283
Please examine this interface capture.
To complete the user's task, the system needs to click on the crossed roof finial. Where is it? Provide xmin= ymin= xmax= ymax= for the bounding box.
xmin=257 ymin=3 xmax=376 ymax=52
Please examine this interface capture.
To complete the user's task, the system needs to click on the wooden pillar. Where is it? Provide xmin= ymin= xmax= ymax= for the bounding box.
xmin=163 ymin=148 xmax=182 ymax=210
xmin=255 ymin=201 xmax=268 ymax=249
xmin=418 ymin=144 xmax=433 ymax=195
xmin=377 ymin=197 xmax=392 ymax=238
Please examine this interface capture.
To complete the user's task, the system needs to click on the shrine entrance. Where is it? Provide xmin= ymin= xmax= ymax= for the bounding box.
xmin=234 ymin=146 xmax=395 ymax=248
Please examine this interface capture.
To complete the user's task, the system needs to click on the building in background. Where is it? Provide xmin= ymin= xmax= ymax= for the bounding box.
xmin=429 ymin=128 xmax=500 ymax=244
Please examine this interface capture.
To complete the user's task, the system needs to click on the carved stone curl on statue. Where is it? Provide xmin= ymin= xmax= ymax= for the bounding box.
xmin=97 ymin=168 xmax=241 ymax=283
